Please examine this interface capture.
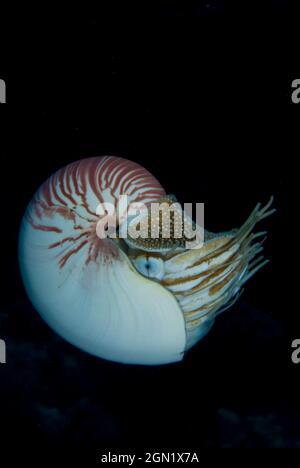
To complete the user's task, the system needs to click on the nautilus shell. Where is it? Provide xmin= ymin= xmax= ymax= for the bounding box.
xmin=19 ymin=156 xmax=275 ymax=365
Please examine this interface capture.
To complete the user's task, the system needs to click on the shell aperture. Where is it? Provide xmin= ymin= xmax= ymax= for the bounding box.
xmin=19 ymin=156 xmax=275 ymax=365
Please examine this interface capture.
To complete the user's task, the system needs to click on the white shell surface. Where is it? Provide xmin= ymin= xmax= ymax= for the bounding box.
xmin=19 ymin=156 xmax=187 ymax=365
xmin=19 ymin=234 xmax=186 ymax=364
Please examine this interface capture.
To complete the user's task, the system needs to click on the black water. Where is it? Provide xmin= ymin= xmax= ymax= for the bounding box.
xmin=0 ymin=2 xmax=299 ymax=463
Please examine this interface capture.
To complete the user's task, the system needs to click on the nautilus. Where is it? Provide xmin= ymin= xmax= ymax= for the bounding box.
xmin=19 ymin=156 xmax=275 ymax=365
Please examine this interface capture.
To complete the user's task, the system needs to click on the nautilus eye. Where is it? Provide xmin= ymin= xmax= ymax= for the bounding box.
xmin=19 ymin=155 xmax=275 ymax=365
xmin=132 ymin=255 xmax=165 ymax=280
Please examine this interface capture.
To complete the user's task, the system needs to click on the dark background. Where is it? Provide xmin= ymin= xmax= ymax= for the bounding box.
xmin=0 ymin=1 xmax=299 ymax=463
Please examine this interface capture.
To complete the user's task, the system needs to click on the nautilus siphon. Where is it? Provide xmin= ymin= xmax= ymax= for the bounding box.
xmin=19 ymin=156 xmax=275 ymax=365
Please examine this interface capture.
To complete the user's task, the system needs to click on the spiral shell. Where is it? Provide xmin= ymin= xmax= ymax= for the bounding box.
xmin=19 ymin=156 xmax=275 ymax=365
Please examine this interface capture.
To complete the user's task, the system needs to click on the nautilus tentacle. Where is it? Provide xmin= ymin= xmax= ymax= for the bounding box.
xmin=19 ymin=156 xmax=274 ymax=365
xmin=128 ymin=197 xmax=275 ymax=350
